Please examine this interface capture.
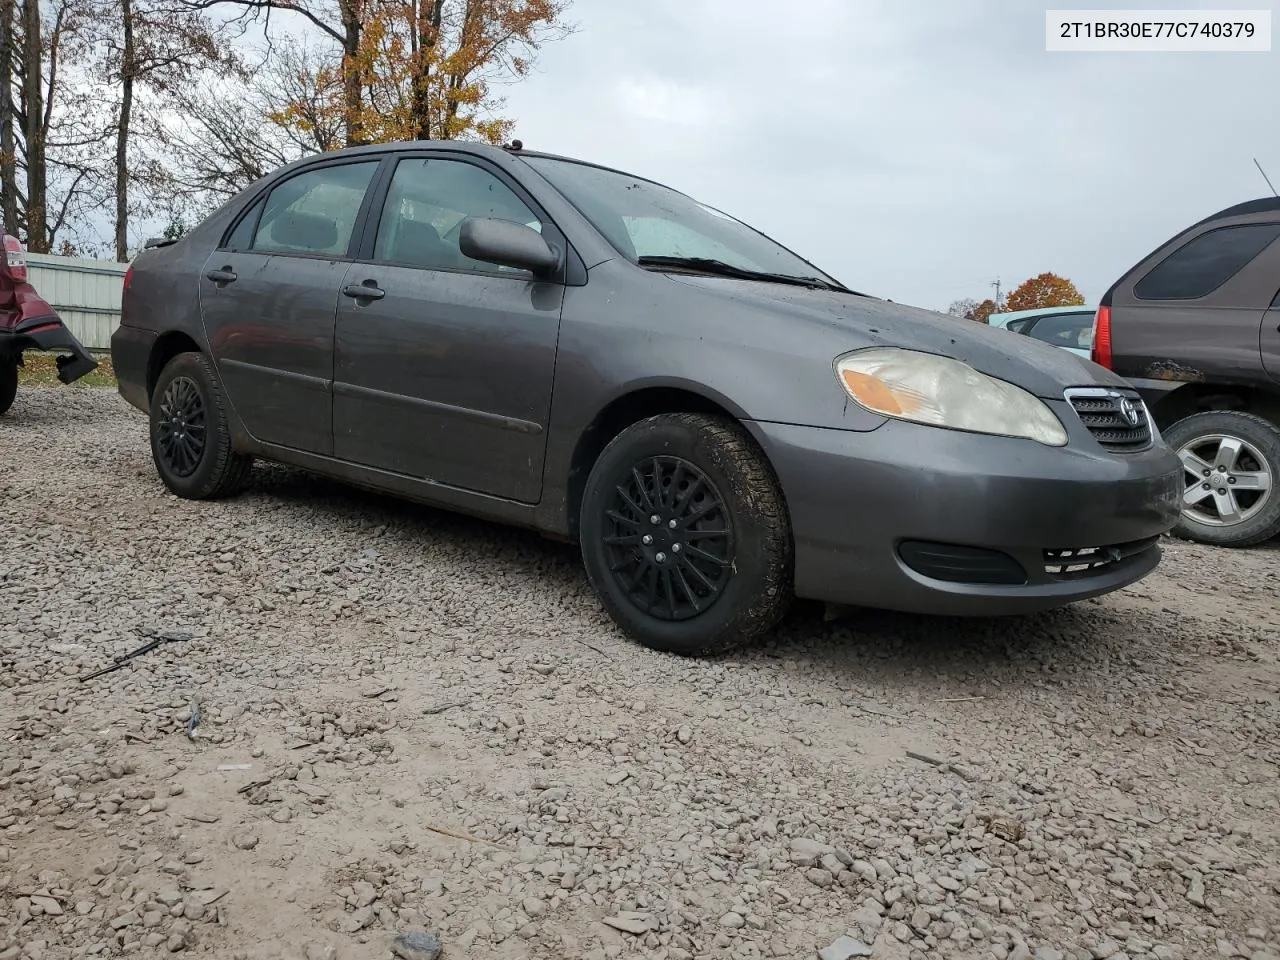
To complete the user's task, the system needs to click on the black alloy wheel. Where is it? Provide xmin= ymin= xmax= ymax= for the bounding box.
xmin=156 ymin=375 xmax=208 ymax=477
xmin=602 ymin=455 xmax=736 ymax=621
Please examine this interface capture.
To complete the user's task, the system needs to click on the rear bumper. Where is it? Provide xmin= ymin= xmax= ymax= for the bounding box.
xmin=746 ymin=418 xmax=1182 ymax=616
xmin=109 ymin=324 xmax=155 ymax=413
xmin=0 ymin=318 xmax=98 ymax=384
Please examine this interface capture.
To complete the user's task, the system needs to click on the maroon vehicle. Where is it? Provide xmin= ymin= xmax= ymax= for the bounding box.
xmin=0 ymin=234 xmax=99 ymax=415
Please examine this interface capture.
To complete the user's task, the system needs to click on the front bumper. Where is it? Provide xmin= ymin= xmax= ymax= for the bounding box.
xmin=746 ymin=418 xmax=1182 ymax=616
xmin=0 ymin=317 xmax=98 ymax=384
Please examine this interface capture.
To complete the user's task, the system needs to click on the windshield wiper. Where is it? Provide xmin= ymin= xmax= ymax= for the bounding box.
xmin=636 ymin=256 xmax=848 ymax=292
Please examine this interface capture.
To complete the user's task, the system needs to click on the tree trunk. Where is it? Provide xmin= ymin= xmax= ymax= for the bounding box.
xmin=410 ymin=0 xmax=444 ymax=140
xmin=21 ymin=0 xmax=46 ymax=252
xmin=0 ymin=0 xmax=18 ymax=235
xmin=339 ymin=0 xmax=363 ymax=147
xmin=114 ymin=0 xmax=134 ymax=261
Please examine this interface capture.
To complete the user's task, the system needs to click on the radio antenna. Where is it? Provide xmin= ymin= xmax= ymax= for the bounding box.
xmin=1253 ymin=157 xmax=1278 ymax=197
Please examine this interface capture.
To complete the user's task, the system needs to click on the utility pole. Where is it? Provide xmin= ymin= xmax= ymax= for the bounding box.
xmin=990 ymin=277 xmax=1003 ymax=311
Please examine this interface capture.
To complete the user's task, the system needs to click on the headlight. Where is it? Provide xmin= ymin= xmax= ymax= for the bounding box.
xmin=835 ymin=347 xmax=1069 ymax=446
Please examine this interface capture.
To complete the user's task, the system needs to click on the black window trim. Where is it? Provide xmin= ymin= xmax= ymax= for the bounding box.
xmin=1022 ymin=310 xmax=1094 ymax=336
xmin=216 ymin=153 xmax=394 ymax=260
xmin=352 ymin=149 xmax=577 ymax=286
xmin=1133 ymin=221 xmax=1280 ymax=302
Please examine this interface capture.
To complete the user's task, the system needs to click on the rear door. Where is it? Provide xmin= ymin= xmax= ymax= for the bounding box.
xmin=1108 ymin=219 xmax=1280 ymax=385
xmin=199 ymin=158 xmax=383 ymax=454
xmin=1263 ymin=288 xmax=1280 ymax=383
xmin=331 ymin=153 xmax=566 ymax=503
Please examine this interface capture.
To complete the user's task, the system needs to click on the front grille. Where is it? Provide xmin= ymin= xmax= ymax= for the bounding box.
xmin=1043 ymin=535 xmax=1160 ymax=579
xmin=1064 ymin=387 xmax=1153 ymax=451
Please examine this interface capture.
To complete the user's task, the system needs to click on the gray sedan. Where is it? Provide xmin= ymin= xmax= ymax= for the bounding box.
xmin=111 ymin=141 xmax=1182 ymax=655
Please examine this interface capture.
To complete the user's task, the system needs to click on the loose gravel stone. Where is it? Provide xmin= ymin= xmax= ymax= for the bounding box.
xmin=1 ymin=389 xmax=1277 ymax=959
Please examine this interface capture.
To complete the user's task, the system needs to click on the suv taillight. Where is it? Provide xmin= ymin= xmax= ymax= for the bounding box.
xmin=1092 ymin=305 xmax=1112 ymax=369
xmin=123 ymin=265 xmax=133 ymax=293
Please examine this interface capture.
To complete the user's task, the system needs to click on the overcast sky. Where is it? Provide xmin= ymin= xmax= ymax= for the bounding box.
xmin=489 ymin=0 xmax=1280 ymax=310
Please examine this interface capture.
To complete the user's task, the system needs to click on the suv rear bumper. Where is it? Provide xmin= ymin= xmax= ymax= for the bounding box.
xmin=746 ymin=418 xmax=1182 ymax=616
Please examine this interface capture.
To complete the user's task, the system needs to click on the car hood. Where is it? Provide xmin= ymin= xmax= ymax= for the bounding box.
xmin=667 ymin=275 xmax=1128 ymax=399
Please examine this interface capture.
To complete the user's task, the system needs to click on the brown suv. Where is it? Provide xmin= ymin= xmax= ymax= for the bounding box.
xmin=1094 ymin=198 xmax=1280 ymax=546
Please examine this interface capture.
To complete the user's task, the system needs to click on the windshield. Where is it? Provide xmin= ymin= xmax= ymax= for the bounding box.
xmin=522 ymin=155 xmax=845 ymax=287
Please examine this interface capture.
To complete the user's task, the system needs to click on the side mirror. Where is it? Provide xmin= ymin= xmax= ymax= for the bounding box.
xmin=459 ymin=217 xmax=559 ymax=276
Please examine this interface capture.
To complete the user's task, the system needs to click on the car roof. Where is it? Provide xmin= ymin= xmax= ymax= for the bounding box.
xmin=292 ymin=139 xmax=670 ymax=192
xmin=1193 ymin=196 xmax=1280 ymax=227
xmin=988 ymin=305 xmax=1096 ymax=328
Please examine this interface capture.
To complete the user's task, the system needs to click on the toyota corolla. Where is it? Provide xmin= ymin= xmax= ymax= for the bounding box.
xmin=111 ymin=141 xmax=1182 ymax=656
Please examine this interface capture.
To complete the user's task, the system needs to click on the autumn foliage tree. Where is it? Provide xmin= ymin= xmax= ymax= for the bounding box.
xmin=1003 ymin=272 xmax=1085 ymax=313
xmin=970 ymin=298 xmax=998 ymax=324
xmin=277 ymin=0 xmax=572 ymax=147
xmin=192 ymin=0 xmax=571 ymax=150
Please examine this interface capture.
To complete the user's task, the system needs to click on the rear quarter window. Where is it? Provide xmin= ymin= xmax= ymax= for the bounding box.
xmin=1135 ymin=222 xmax=1280 ymax=301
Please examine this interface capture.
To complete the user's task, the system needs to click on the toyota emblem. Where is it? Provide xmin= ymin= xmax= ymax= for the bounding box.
xmin=1118 ymin=396 xmax=1140 ymax=427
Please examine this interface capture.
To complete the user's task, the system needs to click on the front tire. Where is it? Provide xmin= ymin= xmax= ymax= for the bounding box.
xmin=149 ymin=352 xmax=252 ymax=500
xmin=1164 ymin=410 xmax=1280 ymax=547
xmin=0 ymin=357 xmax=16 ymax=416
xmin=579 ymin=413 xmax=793 ymax=656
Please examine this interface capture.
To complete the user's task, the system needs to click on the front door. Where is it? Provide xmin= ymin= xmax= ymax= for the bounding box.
xmin=199 ymin=158 xmax=382 ymax=454
xmin=332 ymin=155 xmax=565 ymax=504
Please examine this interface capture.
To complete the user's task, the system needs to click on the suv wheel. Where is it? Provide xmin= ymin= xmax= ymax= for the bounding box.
xmin=0 ymin=357 xmax=16 ymax=416
xmin=149 ymin=352 xmax=253 ymax=499
xmin=1164 ymin=410 xmax=1280 ymax=547
xmin=579 ymin=413 xmax=793 ymax=656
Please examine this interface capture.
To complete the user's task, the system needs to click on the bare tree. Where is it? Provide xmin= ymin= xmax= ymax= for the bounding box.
xmin=261 ymin=41 xmax=345 ymax=154
xmin=20 ymin=0 xmax=46 ymax=249
xmin=0 ymin=0 xmax=112 ymax=252
xmin=91 ymin=0 xmax=230 ymax=259
xmin=179 ymin=0 xmax=370 ymax=146
xmin=0 ymin=0 xmax=18 ymax=235
xmin=147 ymin=76 xmax=300 ymax=212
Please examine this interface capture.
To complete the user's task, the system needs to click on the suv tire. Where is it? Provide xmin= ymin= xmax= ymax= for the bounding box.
xmin=149 ymin=352 xmax=253 ymax=500
xmin=1163 ymin=410 xmax=1280 ymax=547
xmin=579 ymin=413 xmax=793 ymax=656
xmin=0 ymin=357 xmax=16 ymax=416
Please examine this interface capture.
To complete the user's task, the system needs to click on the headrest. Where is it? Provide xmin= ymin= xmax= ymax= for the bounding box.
xmin=270 ymin=211 xmax=339 ymax=252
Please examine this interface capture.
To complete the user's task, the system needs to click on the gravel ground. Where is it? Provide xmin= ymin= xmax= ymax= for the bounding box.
xmin=2 ymin=387 xmax=1279 ymax=960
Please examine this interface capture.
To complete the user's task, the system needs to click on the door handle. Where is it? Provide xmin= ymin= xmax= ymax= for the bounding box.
xmin=205 ymin=268 xmax=237 ymax=284
xmin=342 ymin=282 xmax=385 ymax=301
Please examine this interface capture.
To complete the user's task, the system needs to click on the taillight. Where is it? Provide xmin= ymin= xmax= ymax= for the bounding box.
xmin=1092 ymin=305 xmax=1112 ymax=369
xmin=123 ymin=265 xmax=133 ymax=293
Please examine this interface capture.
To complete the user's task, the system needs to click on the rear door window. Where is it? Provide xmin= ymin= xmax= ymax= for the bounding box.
xmin=223 ymin=198 xmax=264 ymax=252
xmin=1135 ymin=223 xmax=1280 ymax=300
xmin=250 ymin=162 xmax=380 ymax=258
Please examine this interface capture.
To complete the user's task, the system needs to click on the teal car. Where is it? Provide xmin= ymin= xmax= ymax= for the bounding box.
xmin=987 ymin=305 xmax=1096 ymax=360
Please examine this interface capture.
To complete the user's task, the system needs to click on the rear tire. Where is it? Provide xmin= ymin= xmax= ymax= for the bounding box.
xmin=1164 ymin=410 xmax=1280 ymax=547
xmin=149 ymin=352 xmax=253 ymax=500
xmin=0 ymin=357 xmax=16 ymax=416
xmin=579 ymin=413 xmax=793 ymax=656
